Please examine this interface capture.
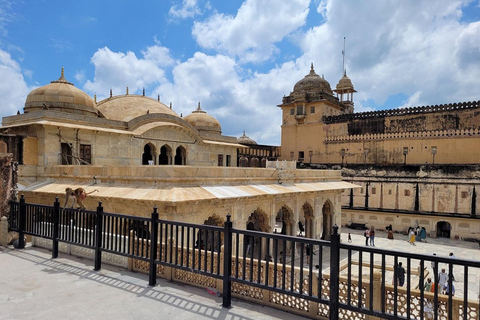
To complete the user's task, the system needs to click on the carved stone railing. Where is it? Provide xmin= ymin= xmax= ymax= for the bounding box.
xmin=325 ymin=128 xmax=480 ymax=143
xmin=323 ymin=100 xmax=480 ymax=124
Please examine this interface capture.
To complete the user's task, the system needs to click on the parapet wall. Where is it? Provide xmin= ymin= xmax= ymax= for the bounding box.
xmin=326 ymin=128 xmax=480 ymax=142
xmin=323 ymin=100 xmax=480 ymax=124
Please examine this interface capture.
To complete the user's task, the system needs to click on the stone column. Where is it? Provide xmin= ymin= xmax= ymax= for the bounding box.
xmin=366 ymin=270 xmax=383 ymax=320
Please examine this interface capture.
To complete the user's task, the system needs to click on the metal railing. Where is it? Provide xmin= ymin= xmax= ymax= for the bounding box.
xmin=7 ymin=196 xmax=480 ymax=320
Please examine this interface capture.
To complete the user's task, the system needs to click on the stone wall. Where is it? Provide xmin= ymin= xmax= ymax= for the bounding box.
xmin=0 ymin=141 xmax=18 ymax=218
xmin=341 ymin=165 xmax=480 ymax=239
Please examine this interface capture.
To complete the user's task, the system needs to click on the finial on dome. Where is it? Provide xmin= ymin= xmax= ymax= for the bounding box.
xmin=94 ymin=93 xmax=97 ymax=103
xmin=126 ymin=86 xmax=129 ymax=95
xmin=110 ymin=89 xmax=112 ymax=98
xmin=243 ymin=129 xmax=246 ymax=136
xmin=169 ymin=102 xmax=172 ymax=109
xmin=142 ymin=88 xmax=145 ymax=96
xmin=322 ymin=74 xmax=325 ymax=79
xmin=157 ymin=95 xmax=160 ymax=102
xmin=52 ymin=66 xmax=71 ymax=84
xmin=310 ymin=62 xmax=314 ymax=72
xmin=197 ymin=102 xmax=202 ymax=111
xmin=180 ymin=113 xmax=182 ymax=117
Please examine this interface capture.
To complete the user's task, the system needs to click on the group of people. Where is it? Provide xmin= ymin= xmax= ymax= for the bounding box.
xmin=394 ymin=252 xmax=457 ymax=296
xmin=407 ymin=226 xmax=428 ymax=245
xmin=424 ymin=270 xmax=455 ymax=295
xmin=424 ymin=252 xmax=457 ymax=295
xmin=363 ymin=226 xmax=376 ymax=246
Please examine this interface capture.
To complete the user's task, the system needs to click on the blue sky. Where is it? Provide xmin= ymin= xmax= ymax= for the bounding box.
xmin=1 ymin=0 xmax=480 ymax=145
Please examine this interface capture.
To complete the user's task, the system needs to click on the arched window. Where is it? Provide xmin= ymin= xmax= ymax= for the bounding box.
xmin=174 ymin=146 xmax=186 ymax=165
xmin=159 ymin=145 xmax=172 ymax=165
xmin=142 ymin=143 xmax=155 ymax=165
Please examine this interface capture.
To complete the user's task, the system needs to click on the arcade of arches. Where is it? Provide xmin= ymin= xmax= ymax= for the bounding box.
xmin=198 ymin=199 xmax=337 ymax=260
xmin=142 ymin=143 xmax=186 ymax=165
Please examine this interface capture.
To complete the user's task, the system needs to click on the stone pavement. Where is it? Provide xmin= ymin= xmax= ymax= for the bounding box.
xmin=0 ymin=246 xmax=306 ymax=320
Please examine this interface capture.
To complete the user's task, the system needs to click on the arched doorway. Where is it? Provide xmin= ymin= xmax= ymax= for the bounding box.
xmin=301 ymin=202 xmax=315 ymax=239
xmin=174 ymin=146 xmax=186 ymax=165
xmin=195 ymin=214 xmax=224 ymax=251
xmin=436 ymin=221 xmax=451 ymax=238
xmin=142 ymin=143 xmax=155 ymax=165
xmin=238 ymin=156 xmax=248 ymax=167
xmin=250 ymin=157 xmax=259 ymax=167
xmin=245 ymin=209 xmax=270 ymax=259
xmin=159 ymin=145 xmax=172 ymax=165
xmin=274 ymin=206 xmax=294 ymax=256
xmin=321 ymin=201 xmax=333 ymax=240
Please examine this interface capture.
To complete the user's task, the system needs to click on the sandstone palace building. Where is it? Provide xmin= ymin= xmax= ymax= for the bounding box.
xmin=0 ymin=68 xmax=356 ymax=253
xmin=278 ymin=64 xmax=480 ymax=241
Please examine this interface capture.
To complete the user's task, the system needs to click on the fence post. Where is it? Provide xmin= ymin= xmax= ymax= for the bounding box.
xmin=52 ymin=197 xmax=60 ymax=259
xmin=94 ymin=201 xmax=103 ymax=271
xmin=329 ymin=224 xmax=340 ymax=320
xmin=17 ymin=194 xmax=26 ymax=249
xmin=149 ymin=206 xmax=159 ymax=286
xmin=222 ymin=214 xmax=233 ymax=308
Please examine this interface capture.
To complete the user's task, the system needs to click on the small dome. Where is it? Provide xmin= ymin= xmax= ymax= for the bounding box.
xmin=184 ymin=103 xmax=221 ymax=134
xmin=237 ymin=130 xmax=257 ymax=145
xmin=96 ymin=94 xmax=179 ymax=122
xmin=24 ymin=68 xmax=98 ymax=117
xmin=335 ymin=72 xmax=355 ymax=91
xmin=293 ymin=63 xmax=333 ymax=95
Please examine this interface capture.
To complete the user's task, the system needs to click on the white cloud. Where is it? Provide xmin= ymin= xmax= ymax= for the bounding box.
xmin=169 ymin=0 xmax=201 ymax=19
xmin=151 ymin=53 xmax=297 ymax=144
xmin=0 ymin=50 xmax=31 ymax=118
xmin=299 ymin=0 xmax=480 ymax=109
xmin=192 ymin=0 xmax=310 ymax=63
xmin=79 ymin=0 xmax=480 ymax=145
xmin=75 ymin=70 xmax=85 ymax=83
xmin=84 ymin=45 xmax=175 ymax=99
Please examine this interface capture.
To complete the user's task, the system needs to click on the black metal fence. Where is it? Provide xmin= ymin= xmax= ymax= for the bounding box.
xmin=7 ymin=196 xmax=480 ymax=320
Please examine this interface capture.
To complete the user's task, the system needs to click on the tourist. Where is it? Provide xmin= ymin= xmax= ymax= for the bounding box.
xmin=348 ymin=232 xmax=352 ymax=243
xmin=397 ymin=262 xmax=406 ymax=287
xmin=438 ymin=268 xmax=448 ymax=289
xmin=424 ymin=277 xmax=433 ymax=292
xmin=387 ymin=228 xmax=394 ymax=240
xmin=449 ymin=252 xmax=456 ymax=281
xmin=409 ymin=228 xmax=416 ymax=245
xmin=444 ymin=282 xmax=455 ymax=296
xmin=364 ymin=228 xmax=370 ymax=246
xmin=420 ymin=227 xmax=427 ymax=242
xmin=369 ymin=227 xmax=375 ymax=246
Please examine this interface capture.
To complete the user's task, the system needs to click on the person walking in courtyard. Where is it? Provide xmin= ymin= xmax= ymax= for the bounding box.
xmin=424 ymin=277 xmax=433 ymax=292
xmin=438 ymin=268 xmax=448 ymax=290
xmin=397 ymin=262 xmax=406 ymax=287
xmin=409 ymin=228 xmax=416 ymax=245
xmin=364 ymin=228 xmax=370 ymax=246
xmin=348 ymin=233 xmax=352 ymax=243
xmin=369 ymin=227 xmax=375 ymax=246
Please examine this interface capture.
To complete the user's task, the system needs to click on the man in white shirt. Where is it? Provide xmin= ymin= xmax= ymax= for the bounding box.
xmin=438 ymin=268 xmax=448 ymax=289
